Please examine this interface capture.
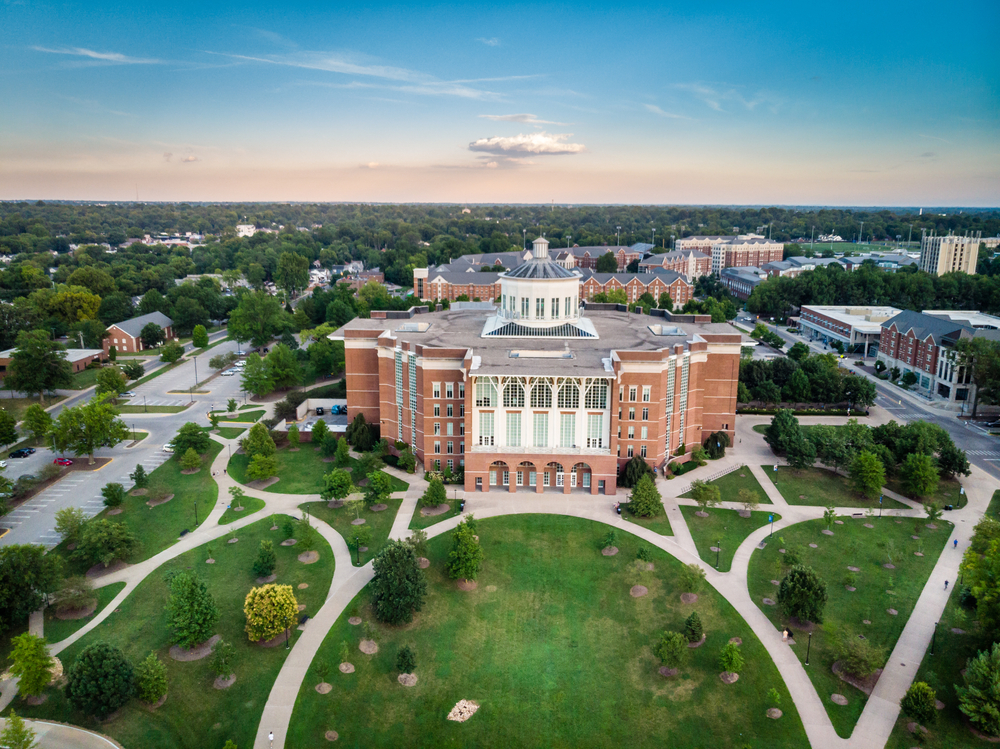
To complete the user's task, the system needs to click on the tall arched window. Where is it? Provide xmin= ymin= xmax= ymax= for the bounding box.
xmin=530 ymin=380 xmax=552 ymax=408
xmin=503 ymin=381 xmax=525 ymax=408
xmin=557 ymin=381 xmax=579 ymax=409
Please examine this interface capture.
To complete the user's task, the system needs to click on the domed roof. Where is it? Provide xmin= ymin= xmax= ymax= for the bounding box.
xmin=503 ymin=260 xmax=577 ymax=280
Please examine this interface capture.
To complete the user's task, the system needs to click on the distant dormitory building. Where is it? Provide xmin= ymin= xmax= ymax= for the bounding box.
xmin=639 ymin=249 xmax=712 ymax=279
xmin=919 ymin=233 xmax=981 ymax=276
xmin=578 ymin=270 xmax=693 ymax=307
xmin=710 ymin=235 xmax=785 ymax=275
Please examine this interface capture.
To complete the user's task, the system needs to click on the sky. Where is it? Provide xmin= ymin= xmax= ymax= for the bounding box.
xmin=1 ymin=1 xmax=998 ymax=206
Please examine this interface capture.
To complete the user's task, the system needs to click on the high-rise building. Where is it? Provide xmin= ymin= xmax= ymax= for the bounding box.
xmin=919 ymin=233 xmax=981 ymax=276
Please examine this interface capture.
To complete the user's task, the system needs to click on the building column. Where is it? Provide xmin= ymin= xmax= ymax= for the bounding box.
xmin=508 ymin=475 xmax=516 ymax=493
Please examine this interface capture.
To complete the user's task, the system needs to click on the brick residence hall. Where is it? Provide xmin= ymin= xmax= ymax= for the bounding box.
xmin=336 ymin=237 xmax=742 ymax=496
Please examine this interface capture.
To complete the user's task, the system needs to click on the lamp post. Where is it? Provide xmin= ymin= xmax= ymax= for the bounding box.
xmin=566 ymin=234 xmax=571 ymax=248
xmin=194 ymin=500 xmax=199 ymax=526
xmin=143 ymin=395 xmax=147 ymax=413
xmin=616 ymin=226 xmax=621 ymax=246
xmin=715 ymin=540 xmax=721 ymax=569
xmin=284 ymin=615 xmax=291 ymax=649
xmin=193 ymin=357 xmax=198 ymax=390
xmin=930 ymin=621 xmax=937 ymax=656
xmin=522 ymin=228 xmax=526 ymax=250
xmin=805 ymin=632 xmax=812 ymax=665
xmin=879 ymin=495 xmax=883 ymax=519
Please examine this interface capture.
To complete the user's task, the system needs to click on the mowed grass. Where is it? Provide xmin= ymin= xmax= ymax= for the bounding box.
xmin=228 ymin=447 xmax=409 ymax=495
xmin=680 ymin=507 xmax=779 ymax=572
xmin=748 ymin=515 xmax=951 ymax=737
xmin=218 ymin=496 xmax=266 ymax=525
xmin=409 ymin=502 xmax=462 ymax=531
xmin=680 ymin=467 xmax=772 ymax=505
xmin=624 ymin=505 xmax=674 ymax=536
xmin=202 ymin=426 xmax=245 ymax=439
xmin=301 ymin=495 xmax=403 ymax=567
xmin=885 ymin=475 xmax=965 ymax=509
xmin=11 ymin=517 xmax=335 ymax=749
xmin=0 ymin=395 xmax=65 ymax=423
xmin=212 ymin=409 xmax=264 ymax=423
xmin=287 ymin=515 xmax=807 ymax=749
xmin=767 ymin=466 xmax=909 ymax=509
xmin=44 ymin=582 xmax=126 ymax=645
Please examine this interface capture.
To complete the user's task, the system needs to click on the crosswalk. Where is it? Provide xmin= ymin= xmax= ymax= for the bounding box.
xmin=966 ymin=450 xmax=1000 ymax=458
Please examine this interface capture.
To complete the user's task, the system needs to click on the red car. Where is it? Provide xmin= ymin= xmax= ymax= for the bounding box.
xmin=53 ymin=457 xmax=73 ymax=466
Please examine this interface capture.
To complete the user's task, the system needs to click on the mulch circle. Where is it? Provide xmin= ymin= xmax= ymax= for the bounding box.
xmin=143 ymin=693 xmax=168 ymax=710
xmin=778 ymin=549 xmax=786 ymax=554
xmin=738 ymin=510 xmax=751 ymax=518
xmin=687 ymin=634 xmax=706 ymax=649
xmin=298 ymin=551 xmax=320 ymax=564
xmin=720 ymin=672 xmax=740 ymax=684
xmin=914 ymin=552 xmax=924 ymax=557
xmin=951 ymin=627 xmax=965 ymax=634
xmin=327 ymin=500 xmax=344 ymax=509
xmin=740 ymin=473 xmax=745 ymax=477
xmin=645 ymin=562 xmax=654 ymax=571
xmin=834 ymin=520 xmax=844 ymax=525
xmin=926 ymin=523 xmax=938 ymax=530
xmin=767 ymin=708 xmax=783 ymax=719
xmin=25 ymin=694 xmax=48 ymax=706
xmin=359 ymin=546 xmax=368 ymax=552
xmin=315 ymin=682 xmax=332 ymax=694
xmin=180 ymin=468 xmax=200 ymax=475
xmin=206 ymin=559 xmax=216 ymax=564
xmin=709 ymin=546 xmax=721 ymax=552
xmin=601 ymin=546 xmax=619 ymax=556
xmin=630 ymin=585 xmax=648 ymax=598
xmin=351 ymin=518 xmax=367 ymax=526
xmin=418 ymin=558 xmax=430 ymax=569
xmin=845 ymin=586 xmax=856 ymax=592
xmin=848 ymin=566 xmax=861 ymax=572
xmin=729 ymin=637 xmax=742 ymax=645
xmin=298 ymin=583 xmax=309 ymax=589
xmin=907 ymin=722 xmax=929 ymax=736
xmin=213 ymin=674 xmax=236 ymax=690
xmin=169 ymin=634 xmax=220 ymax=662
xmin=370 ymin=503 xmax=389 ymax=512
xmin=789 ymin=617 xmax=815 ymax=632
xmin=130 ymin=488 xmax=148 ymax=496
xmin=895 ymin=520 xmax=903 ymax=524
xmin=936 ymin=699 xmax=946 ymax=710
xmin=911 ymin=535 xmax=920 ymax=540
xmin=227 ymin=538 xmax=238 ymax=544
xmin=822 ymin=529 xmax=834 ymax=536
xmin=55 ymin=602 xmax=97 ymax=620
xmin=297 ymin=604 xmax=307 ymax=612
xmin=270 ymin=526 xmax=279 ymax=531
xmin=398 ymin=673 xmax=418 ymax=687
xmin=883 ymin=563 xmax=896 ymax=569
xmin=420 ymin=503 xmax=451 ymax=517
xmin=457 ymin=579 xmax=478 ymax=591
xmin=281 ymin=539 xmax=298 ymax=546
xmin=256 ymin=574 xmax=277 ymax=584
xmin=348 ymin=617 xmax=362 ymax=625
xmin=762 ymin=598 xmax=776 ymax=606
xmin=695 ymin=511 xmax=710 ymax=518
xmin=86 ymin=560 xmax=129 ymax=578
xmin=259 ymin=633 xmax=290 ymax=648
xmin=771 ymin=579 xmax=780 ymax=586
xmin=325 ymin=730 xmax=339 ymax=741
xmin=864 ymin=523 xmax=875 ymax=529
xmin=833 ymin=661 xmax=883 ymax=695
xmin=359 ymin=639 xmax=378 ymax=655
xmin=658 ymin=666 xmax=679 ymax=678
xmin=831 ymin=694 xmax=849 ymax=705
xmin=339 ymin=662 xmax=355 ymax=674
xmin=809 ymin=543 xmax=819 ymax=548
xmin=887 ymin=608 xmax=898 ymax=616
xmin=681 ymin=593 xmax=698 ymax=604
xmin=107 ymin=507 xmax=124 ymax=516
xmin=799 ymin=494 xmax=807 ymax=499
xmin=247 ymin=477 xmax=279 ymax=490
xmin=863 ymin=619 xmax=872 ymax=625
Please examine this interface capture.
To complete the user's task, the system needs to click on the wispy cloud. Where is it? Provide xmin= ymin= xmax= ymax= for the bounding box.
xmin=919 ymin=134 xmax=952 ymax=144
xmin=479 ymin=113 xmax=568 ymax=126
xmin=33 ymin=46 xmax=161 ymax=65
xmin=469 ymin=132 xmax=585 ymax=156
xmin=643 ymin=104 xmax=694 ymax=120
xmin=477 ymin=37 xmax=500 ymax=47
xmin=674 ymin=82 xmax=782 ymax=113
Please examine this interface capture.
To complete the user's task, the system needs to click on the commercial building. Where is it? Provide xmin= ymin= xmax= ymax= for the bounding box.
xmin=0 ymin=347 xmax=104 ymax=379
xmin=340 ymin=237 xmax=741 ymax=495
xmin=799 ymin=305 xmax=901 ymax=355
xmin=639 ymin=249 xmax=711 ymax=279
xmin=919 ymin=233 xmax=980 ymax=276
xmin=103 ymin=311 xmax=175 ymax=355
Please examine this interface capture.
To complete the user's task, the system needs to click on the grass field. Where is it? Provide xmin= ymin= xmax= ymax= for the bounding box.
xmin=988 ymin=489 xmax=1000 ymax=517
xmin=748 ymin=515 xmax=951 ymax=737
xmin=212 ymin=409 xmax=263 ymax=423
xmin=302 ymin=495 xmax=403 ymax=567
xmin=228 ymin=447 xmax=409 ymax=495
xmin=287 ymin=514 xmax=808 ymax=749
xmin=767 ymin=466 xmax=909 ymax=509
xmin=67 ymin=368 xmax=101 ymax=390
xmin=219 ymin=496 xmax=266 ymax=524
xmin=885 ymin=475 xmax=965 ymax=509
xmin=680 ymin=507 xmax=779 ymax=572
xmin=624 ymin=504 xmax=674 ymax=536
xmin=0 ymin=395 xmax=66 ymax=423
xmin=680 ymin=467 xmax=772 ymax=505
xmin=11 ymin=517 xmax=335 ymax=749
xmin=44 ymin=582 xmax=126 ymax=645
xmin=409 ymin=501 xmax=462 ymax=531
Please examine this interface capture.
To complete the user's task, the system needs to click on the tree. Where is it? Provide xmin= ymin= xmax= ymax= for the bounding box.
xmin=320 ymin=469 xmax=353 ymax=503
xmin=0 ymin=409 xmax=17 ymax=452
xmin=95 ymin=367 xmax=128 ymax=400
xmin=783 ymin=369 xmax=811 ymax=402
xmin=287 ymin=424 xmax=300 ymax=449
xmin=247 ymin=454 xmax=278 ymax=482
xmin=420 ymin=476 xmax=447 ymax=508
xmin=253 ymin=540 xmax=277 ymax=577
xmin=54 ymin=506 xmax=86 ymax=543
xmin=346 ymin=525 xmax=372 ymax=565
xmin=0 ymin=711 xmax=37 ymax=749
xmin=228 ymin=291 xmax=283 ymax=348
xmin=836 ymin=635 xmax=886 ymax=679
xmin=210 ymin=640 xmax=236 ymax=680
xmin=959 ymin=642 xmax=1000 ymax=737
xmin=628 ymin=474 xmax=662 ymax=517
xmin=755 ymin=381 xmax=782 ymax=404
xmin=764 ymin=409 xmax=801 ymax=455
xmin=901 ymin=453 xmax=939 ymax=499
xmin=370 ymin=539 xmax=426 ymax=625
xmin=227 ymin=398 xmax=239 ymax=413
xmin=264 ymin=344 xmax=301 ymax=390
xmin=243 ymin=584 xmax=299 ymax=642
xmin=654 ymin=631 xmax=688 ymax=670
xmin=901 ymin=682 xmax=937 ymax=726
xmin=901 ymin=370 xmax=918 ymax=387
xmin=925 ymin=502 xmax=943 ymax=524
xmin=788 ymin=341 xmax=810 ymax=361
xmin=51 ymin=396 xmax=129 ymax=465
xmin=739 ymin=488 xmax=760 ymax=513
xmin=4 ymin=330 xmax=73 ymax=404
xmin=0 ymin=546 xmax=61 ymax=633
xmin=160 ymin=340 xmax=184 ymax=363
xmin=191 ymin=324 xmax=209 ymax=348
xmin=778 ymin=565 xmax=828 ymax=623
xmin=849 ymin=451 xmax=885 ymax=500
xmin=955 ymin=337 xmax=1000 ymax=418
xmin=786 ymin=437 xmax=817 ymax=470
xmin=101 ymin=482 xmax=126 ymax=508
xmin=719 ymin=642 xmax=745 ymax=675
xmin=595 ymin=252 xmax=618 ymax=273
xmin=690 ymin=479 xmax=721 ymax=511
xmin=75 ymin=520 xmax=139 ymax=568
xmin=134 ymin=652 xmax=168 ymax=704
xmin=684 ymin=612 xmax=703 ymax=643
xmin=127 ymin=464 xmax=149 ymax=493
xmin=311 ymin=418 xmax=330 ymax=445
xmin=346 ymin=413 xmax=373 ymax=452
xmin=65 ymin=642 xmax=135 ymax=719
xmin=276 ymin=252 xmax=310 ymax=297
xmin=620 ymin=455 xmax=654 ymax=488
xmin=54 ymin=576 xmax=96 ymax=615
xmin=938 ymin=442 xmax=971 ymax=479
xmin=165 ymin=571 xmax=220 ymax=648
xmin=173 ymin=421 xmax=211 ymax=456
xmin=396 ymin=646 xmax=417 ymax=674
xmin=364 ymin=471 xmax=393 ymax=508
xmin=22 ymin=404 xmax=52 ymax=446
xmin=334 ymin=435 xmax=350 ymax=467
xmin=241 ymin=353 xmax=274 ymax=397
xmin=140 ymin=322 xmax=165 ymax=351
xmin=448 ymin=518 xmax=484 ymax=582
xmin=180 ymin=448 xmax=201 ymax=471
xmin=9 ymin=633 xmax=53 ymax=699
xmin=242 ymin=422 xmax=276 ymax=459
xmin=120 ymin=360 xmax=145 ymax=380
xmin=843 ymin=374 xmax=876 ymax=410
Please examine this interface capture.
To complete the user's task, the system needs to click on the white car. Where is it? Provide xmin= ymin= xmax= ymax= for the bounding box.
xmin=221 ymin=369 xmax=237 ymax=376
xmin=0 ymin=460 xmax=6 ymax=469
xmin=163 ymin=444 xmax=175 ymax=453
xmin=120 ymin=391 xmax=136 ymax=398
xmin=235 ymin=360 xmax=247 ymax=368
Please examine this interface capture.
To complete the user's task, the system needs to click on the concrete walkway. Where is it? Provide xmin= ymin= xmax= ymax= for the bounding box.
xmin=0 ymin=717 xmax=123 ymax=749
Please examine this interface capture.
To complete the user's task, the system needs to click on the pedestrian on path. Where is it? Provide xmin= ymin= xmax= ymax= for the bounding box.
xmin=954 ymin=539 xmax=958 ymax=549
xmin=945 ymin=580 xmax=949 ymax=590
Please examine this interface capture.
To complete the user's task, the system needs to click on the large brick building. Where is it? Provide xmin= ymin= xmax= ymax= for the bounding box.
xmin=710 ymin=236 xmax=785 ymax=275
xmin=639 ymin=249 xmax=711 ymax=279
xmin=340 ymin=237 xmax=741 ymax=495
xmin=579 ymin=270 xmax=693 ymax=307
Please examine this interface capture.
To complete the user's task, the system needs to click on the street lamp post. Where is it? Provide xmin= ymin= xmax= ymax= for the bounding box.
xmin=193 ymin=357 xmax=198 ymax=390
xmin=805 ymin=632 xmax=812 ymax=665
xmin=715 ymin=540 xmax=721 ymax=569
xmin=284 ymin=616 xmax=291 ymax=649
xmin=143 ymin=395 xmax=147 ymax=413
xmin=194 ymin=500 xmax=199 ymax=526
xmin=930 ymin=621 xmax=937 ymax=656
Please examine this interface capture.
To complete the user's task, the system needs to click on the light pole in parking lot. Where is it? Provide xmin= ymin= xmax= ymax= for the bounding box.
xmin=143 ymin=395 xmax=147 ymax=413
xmin=193 ymin=357 xmax=198 ymax=390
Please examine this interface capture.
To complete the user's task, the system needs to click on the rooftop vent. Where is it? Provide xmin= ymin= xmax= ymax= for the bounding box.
xmin=509 ymin=349 xmax=574 ymax=359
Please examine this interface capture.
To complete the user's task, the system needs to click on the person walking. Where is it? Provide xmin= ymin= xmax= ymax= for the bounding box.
xmin=944 ymin=580 xmax=949 ymax=590
xmin=954 ymin=539 xmax=958 ymax=549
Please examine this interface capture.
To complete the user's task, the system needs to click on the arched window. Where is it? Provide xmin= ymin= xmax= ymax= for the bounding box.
xmin=530 ymin=381 xmax=552 ymax=408
xmin=503 ymin=381 xmax=525 ymax=408
xmin=557 ymin=381 xmax=579 ymax=409
xmin=585 ymin=381 xmax=608 ymax=409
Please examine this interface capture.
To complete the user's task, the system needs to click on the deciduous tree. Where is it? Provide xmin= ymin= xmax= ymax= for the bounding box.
xmin=764 ymin=409 xmax=801 ymax=455
xmin=320 ymin=469 xmax=353 ymax=503
xmin=140 ymin=322 xmax=165 ymax=350
xmin=901 ymin=452 xmax=939 ymax=499
xmin=172 ymin=421 xmax=210 ymax=456
xmin=191 ymin=324 xmax=209 ymax=348
xmin=370 ymin=540 xmax=426 ymax=625
xmin=22 ymin=404 xmax=52 ymax=445
xmin=240 ymin=353 xmax=274 ymax=397
xmin=75 ymin=520 xmax=140 ymax=569
xmin=901 ymin=681 xmax=937 ymax=726
xmin=0 ymin=409 xmax=17 ymax=451
xmin=4 ymin=330 xmax=73 ymax=404
xmin=690 ymin=479 xmax=721 ymax=511
xmin=448 ymin=518 xmax=484 ymax=582
xmin=264 ymin=344 xmax=301 ymax=390
xmin=95 ymin=367 xmax=128 ymax=400
xmin=654 ymin=631 xmax=688 ymax=670
xmin=243 ymin=584 xmax=299 ymax=642
xmin=101 ymin=482 xmax=126 ymax=508
xmin=958 ymin=642 xmax=1000 ymax=737
xmin=51 ymin=396 xmax=130 ymax=464
xmin=9 ymin=633 xmax=53 ymax=699
xmin=364 ymin=470 xmax=392 ymax=508
xmin=165 ymin=572 xmax=220 ymax=648
xmin=0 ymin=545 xmax=62 ymax=633
xmin=247 ymin=453 xmax=278 ymax=482
xmin=135 ymin=652 xmax=168 ymax=705
xmin=241 ymin=422 xmax=275 ymax=459
xmin=228 ymin=291 xmax=282 ymax=349
xmin=0 ymin=711 xmax=37 ymax=749
xmin=849 ymin=450 xmax=885 ymax=500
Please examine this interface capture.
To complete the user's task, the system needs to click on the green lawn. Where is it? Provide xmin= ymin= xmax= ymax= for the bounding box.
xmin=624 ymin=505 xmax=674 ymax=536
xmin=409 ymin=502 xmax=462 ymax=531
xmin=885 ymin=475 xmax=965 ymax=509
xmin=9 ymin=517 xmax=335 ymax=749
xmin=287 ymin=515 xmax=807 ymax=749
xmin=766 ymin=466 xmax=909 ymax=509
xmin=117 ymin=405 xmax=190 ymax=414
xmin=127 ymin=430 xmax=148 ymax=442
xmin=680 ymin=507 xmax=779 ymax=572
xmin=67 ymin=368 xmax=101 ymax=390
xmin=219 ymin=496 xmax=266 ymax=524
xmin=301 ymin=495 xmax=403 ymax=567
xmin=211 ymin=409 xmax=264 ymax=423
xmin=215 ymin=426 xmax=246 ymax=439
xmin=680 ymin=468 xmax=772 ymax=505
xmin=0 ymin=395 xmax=66 ymax=423
xmin=748 ymin=515 xmax=952 ymax=737
xmin=228 ymin=447 xmax=409 ymax=495
xmin=988 ymin=489 xmax=1000 ymax=518
xmin=44 ymin=582 xmax=126 ymax=645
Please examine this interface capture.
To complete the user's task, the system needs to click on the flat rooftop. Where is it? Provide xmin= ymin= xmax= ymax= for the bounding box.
xmin=800 ymin=305 xmax=902 ymax=334
xmin=922 ymin=310 xmax=1000 ymax=330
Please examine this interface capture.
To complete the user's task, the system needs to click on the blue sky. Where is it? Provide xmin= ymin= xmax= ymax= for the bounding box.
xmin=2 ymin=1 xmax=997 ymax=204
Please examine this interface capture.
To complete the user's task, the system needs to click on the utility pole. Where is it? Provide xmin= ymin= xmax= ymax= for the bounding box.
xmin=859 ymin=221 xmax=865 ymax=246
xmin=810 ymin=226 xmax=815 ymax=252
xmin=616 ymin=226 xmax=621 ymax=246
xmin=908 ymin=224 xmax=913 ymax=247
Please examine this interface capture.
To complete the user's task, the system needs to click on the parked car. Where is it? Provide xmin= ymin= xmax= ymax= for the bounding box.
xmin=235 ymin=360 xmax=247 ymax=368
xmin=163 ymin=443 xmax=175 ymax=453
xmin=221 ymin=369 xmax=237 ymax=376
xmin=53 ymin=457 xmax=73 ymax=466
xmin=120 ymin=391 xmax=136 ymax=398
xmin=9 ymin=448 xmax=36 ymax=458
xmin=315 ymin=406 xmax=325 ymax=416
xmin=0 ymin=460 xmax=7 ymax=469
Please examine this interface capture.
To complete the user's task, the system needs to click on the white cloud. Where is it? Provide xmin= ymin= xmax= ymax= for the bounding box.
xmin=181 ymin=155 xmax=199 ymax=163
xmin=643 ymin=104 xmax=693 ymax=120
xmin=33 ymin=46 xmax=160 ymax=64
xmin=479 ymin=113 xmax=568 ymax=126
xmin=364 ymin=162 xmax=380 ymax=169
xmin=674 ymin=83 xmax=783 ymax=113
xmin=469 ymin=132 xmax=585 ymax=156
xmin=477 ymin=37 xmax=500 ymax=47
xmin=483 ymin=161 xmax=498 ymax=168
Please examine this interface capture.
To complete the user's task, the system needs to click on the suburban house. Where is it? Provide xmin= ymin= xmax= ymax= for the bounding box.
xmin=103 ymin=311 xmax=176 ymax=354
